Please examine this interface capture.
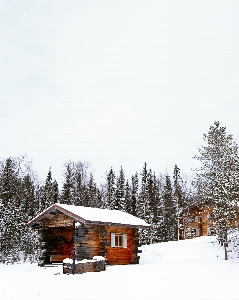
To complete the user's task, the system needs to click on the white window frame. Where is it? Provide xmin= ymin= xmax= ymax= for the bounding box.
xmin=110 ymin=233 xmax=127 ymax=248
xmin=206 ymin=214 xmax=211 ymax=220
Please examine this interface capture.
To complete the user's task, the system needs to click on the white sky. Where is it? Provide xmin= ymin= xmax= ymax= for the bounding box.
xmin=1 ymin=0 xmax=239 ymax=186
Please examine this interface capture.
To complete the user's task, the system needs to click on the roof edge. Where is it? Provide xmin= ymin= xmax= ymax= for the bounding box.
xmin=27 ymin=203 xmax=150 ymax=228
xmin=27 ymin=203 xmax=86 ymax=226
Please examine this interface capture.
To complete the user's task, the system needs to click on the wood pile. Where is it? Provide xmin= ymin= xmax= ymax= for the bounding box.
xmin=63 ymin=257 xmax=106 ymax=274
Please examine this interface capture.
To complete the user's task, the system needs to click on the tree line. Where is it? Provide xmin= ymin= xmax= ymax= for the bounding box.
xmin=0 ymin=121 xmax=238 ymax=263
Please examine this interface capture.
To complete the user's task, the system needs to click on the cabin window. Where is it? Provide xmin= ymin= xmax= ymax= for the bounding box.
xmin=206 ymin=214 xmax=211 ymax=220
xmin=210 ymin=228 xmax=216 ymax=234
xmin=186 ymin=228 xmax=199 ymax=237
xmin=207 ymin=228 xmax=215 ymax=235
xmin=111 ymin=233 xmax=127 ymax=248
xmin=115 ymin=234 xmax=122 ymax=247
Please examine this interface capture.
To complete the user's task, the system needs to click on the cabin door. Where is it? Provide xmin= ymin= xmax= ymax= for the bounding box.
xmin=49 ymin=226 xmax=74 ymax=263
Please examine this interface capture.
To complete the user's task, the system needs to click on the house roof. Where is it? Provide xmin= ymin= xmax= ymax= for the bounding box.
xmin=27 ymin=203 xmax=150 ymax=228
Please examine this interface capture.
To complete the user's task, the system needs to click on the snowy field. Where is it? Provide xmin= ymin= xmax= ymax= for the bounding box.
xmin=1 ymin=236 xmax=239 ymax=300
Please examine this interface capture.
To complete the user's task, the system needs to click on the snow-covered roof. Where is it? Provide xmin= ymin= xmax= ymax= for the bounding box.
xmin=28 ymin=203 xmax=150 ymax=228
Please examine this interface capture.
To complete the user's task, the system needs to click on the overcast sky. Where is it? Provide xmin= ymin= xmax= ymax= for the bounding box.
xmin=1 ymin=0 xmax=239 ymax=186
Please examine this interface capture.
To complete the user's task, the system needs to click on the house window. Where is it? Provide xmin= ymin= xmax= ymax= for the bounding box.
xmin=115 ymin=234 xmax=123 ymax=247
xmin=206 ymin=228 xmax=215 ymax=235
xmin=186 ymin=228 xmax=200 ymax=237
xmin=206 ymin=214 xmax=211 ymax=220
xmin=111 ymin=233 xmax=127 ymax=248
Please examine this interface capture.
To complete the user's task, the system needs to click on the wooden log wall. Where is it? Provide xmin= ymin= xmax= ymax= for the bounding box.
xmin=38 ymin=211 xmax=74 ymax=265
xmin=181 ymin=206 xmax=218 ymax=239
xmin=201 ymin=207 xmax=215 ymax=236
xmin=63 ymin=259 xmax=105 ymax=274
xmin=75 ymin=224 xmax=103 ymax=260
xmin=105 ymin=226 xmax=141 ymax=265
xmin=38 ymin=211 xmax=141 ymax=265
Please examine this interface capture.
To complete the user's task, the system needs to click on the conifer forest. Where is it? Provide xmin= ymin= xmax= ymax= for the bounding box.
xmin=0 ymin=121 xmax=239 ymax=263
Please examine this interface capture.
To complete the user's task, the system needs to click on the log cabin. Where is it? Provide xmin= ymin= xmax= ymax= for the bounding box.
xmin=28 ymin=203 xmax=150 ymax=266
xmin=180 ymin=205 xmax=238 ymax=239
xmin=180 ymin=205 xmax=214 ymax=239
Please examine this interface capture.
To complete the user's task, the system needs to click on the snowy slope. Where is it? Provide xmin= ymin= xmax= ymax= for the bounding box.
xmin=1 ymin=236 xmax=239 ymax=300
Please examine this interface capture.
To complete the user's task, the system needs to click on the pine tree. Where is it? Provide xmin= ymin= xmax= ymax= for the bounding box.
xmin=153 ymin=173 xmax=165 ymax=243
xmin=61 ymin=160 xmax=92 ymax=206
xmin=20 ymin=174 xmax=36 ymax=222
xmin=0 ymin=158 xmax=21 ymax=262
xmin=194 ymin=121 xmax=239 ymax=245
xmin=148 ymin=172 xmax=162 ymax=243
xmin=130 ymin=172 xmax=139 ymax=217
xmin=40 ymin=168 xmax=55 ymax=211
xmin=138 ymin=163 xmax=150 ymax=220
xmin=0 ymin=158 xmax=21 ymax=207
xmin=74 ymin=166 xmax=84 ymax=206
xmin=52 ymin=180 xmax=59 ymax=203
xmin=61 ymin=163 xmax=74 ymax=204
xmin=106 ymin=167 xmax=116 ymax=210
xmin=0 ymin=156 xmax=40 ymax=263
xmin=147 ymin=169 xmax=157 ymax=223
xmin=124 ymin=180 xmax=132 ymax=214
xmin=85 ymin=173 xmax=102 ymax=208
xmin=19 ymin=174 xmax=40 ymax=262
xmin=162 ymin=175 xmax=177 ymax=242
xmin=73 ymin=161 xmax=91 ymax=206
xmin=115 ymin=166 xmax=126 ymax=211
xmin=173 ymin=164 xmax=184 ymax=240
xmin=138 ymin=163 xmax=151 ymax=245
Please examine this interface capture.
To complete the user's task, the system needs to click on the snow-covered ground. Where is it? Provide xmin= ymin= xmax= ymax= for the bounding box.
xmin=1 ymin=237 xmax=239 ymax=300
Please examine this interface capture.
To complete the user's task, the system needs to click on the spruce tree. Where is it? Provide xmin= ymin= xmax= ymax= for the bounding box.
xmin=130 ymin=172 xmax=139 ymax=217
xmin=138 ymin=163 xmax=149 ymax=220
xmin=194 ymin=121 xmax=239 ymax=245
xmin=40 ymin=168 xmax=55 ymax=211
xmin=173 ymin=164 xmax=184 ymax=240
xmin=0 ymin=158 xmax=21 ymax=262
xmin=106 ymin=167 xmax=116 ymax=210
xmin=115 ymin=166 xmax=126 ymax=211
xmin=20 ymin=174 xmax=36 ymax=222
xmin=138 ymin=163 xmax=151 ymax=244
xmin=124 ymin=180 xmax=132 ymax=214
xmin=0 ymin=156 xmax=40 ymax=263
xmin=162 ymin=175 xmax=177 ymax=241
xmin=149 ymin=172 xmax=162 ymax=243
xmin=61 ymin=163 xmax=74 ymax=204
xmin=85 ymin=173 xmax=101 ymax=208
xmin=61 ymin=160 xmax=91 ymax=206
xmin=52 ymin=180 xmax=59 ymax=203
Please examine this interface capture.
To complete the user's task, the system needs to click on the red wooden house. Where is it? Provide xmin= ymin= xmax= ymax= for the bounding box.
xmin=180 ymin=205 xmax=238 ymax=239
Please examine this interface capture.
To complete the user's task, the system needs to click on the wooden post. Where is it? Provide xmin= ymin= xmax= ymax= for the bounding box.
xmin=224 ymin=242 xmax=228 ymax=260
xmin=72 ymin=220 xmax=76 ymax=275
